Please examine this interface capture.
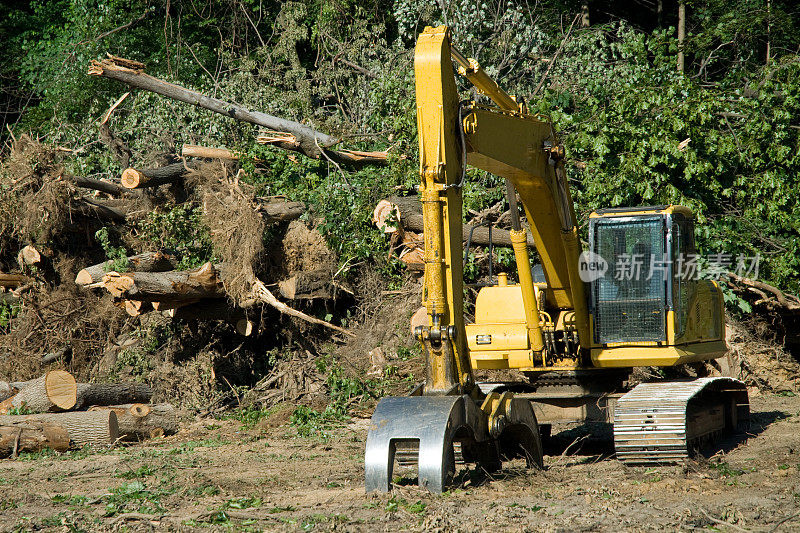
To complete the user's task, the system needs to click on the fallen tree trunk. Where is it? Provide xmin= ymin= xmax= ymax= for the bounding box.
xmin=256 ymin=200 xmax=306 ymax=223
xmin=182 ymin=144 xmax=239 ymax=160
xmin=102 ymin=262 xmax=224 ymax=301
xmin=76 ymin=382 xmax=152 ymax=409
xmin=70 ymin=175 xmax=128 ymax=197
xmin=121 ymin=161 xmax=198 ymax=189
xmin=387 ymin=195 xmax=536 ymax=248
xmin=163 ymin=299 xmax=254 ymax=336
xmin=76 ymin=251 xmax=177 ymax=286
xmin=0 ymin=371 xmax=77 ymax=414
xmin=88 ymin=55 xmax=388 ymax=168
xmin=89 ymin=403 xmax=177 ymax=440
xmin=0 ymin=420 xmax=70 ymax=457
xmin=82 ymin=198 xmax=127 ymax=223
xmin=0 ymin=411 xmax=119 ymax=446
xmin=0 ymin=274 xmax=30 ymax=288
xmin=278 ymin=270 xmax=334 ymax=300
xmin=245 ymin=279 xmax=354 ymax=337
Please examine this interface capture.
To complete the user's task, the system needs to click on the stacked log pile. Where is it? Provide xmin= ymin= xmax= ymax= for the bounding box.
xmin=0 ymin=371 xmax=177 ymax=457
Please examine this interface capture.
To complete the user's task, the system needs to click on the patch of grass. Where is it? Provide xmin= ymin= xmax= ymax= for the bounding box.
xmin=224 ymin=496 xmax=262 ymax=510
xmin=225 ymin=405 xmax=275 ymax=429
xmin=300 ymin=513 xmax=349 ymax=530
xmin=102 ymin=480 xmax=176 ymax=517
xmin=384 ymin=496 xmax=427 ymax=515
xmin=184 ymin=484 xmax=220 ymax=497
xmin=508 ymin=502 xmax=543 ymax=512
xmin=775 ymin=390 xmax=797 ymax=397
xmin=709 ymin=461 xmax=745 ymax=478
xmin=268 ymin=505 xmax=296 ymax=513
xmin=51 ymin=494 xmax=89 ymax=507
xmin=0 ymin=499 xmax=19 ymax=510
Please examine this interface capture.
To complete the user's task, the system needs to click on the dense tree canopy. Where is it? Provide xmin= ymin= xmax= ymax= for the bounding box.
xmin=2 ymin=0 xmax=800 ymax=299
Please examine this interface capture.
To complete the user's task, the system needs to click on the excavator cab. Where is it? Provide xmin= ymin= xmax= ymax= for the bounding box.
xmin=588 ymin=205 xmax=726 ymax=368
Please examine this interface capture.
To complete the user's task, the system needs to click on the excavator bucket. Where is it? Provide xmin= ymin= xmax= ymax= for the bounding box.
xmin=365 ymin=394 xmax=543 ymax=493
xmin=365 ymin=395 xmax=481 ymax=493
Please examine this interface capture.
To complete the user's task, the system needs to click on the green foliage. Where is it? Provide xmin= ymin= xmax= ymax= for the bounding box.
xmin=6 ymin=404 xmax=34 ymax=416
xmin=102 ymin=480 xmax=174 ymax=517
xmin=290 ymin=355 xmax=397 ymax=437
xmin=137 ymin=205 xmax=215 ymax=269
xmin=94 ymin=227 xmax=129 ymax=272
xmin=0 ymin=300 xmax=19 ymax=333
xmin=5 ymin=0 xmax=800 ymax=309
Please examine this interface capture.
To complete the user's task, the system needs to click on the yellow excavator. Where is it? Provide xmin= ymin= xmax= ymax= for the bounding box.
xmin=365 ymin=26 xmax=749 ymax=493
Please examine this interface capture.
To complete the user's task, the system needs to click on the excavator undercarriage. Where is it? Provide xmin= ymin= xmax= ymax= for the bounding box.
xmin=364 ymin=26 xmax=750 ymax=493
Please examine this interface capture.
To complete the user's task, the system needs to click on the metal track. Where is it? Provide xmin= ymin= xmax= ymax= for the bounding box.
xmin=613 ymin=377 xmax=749 ymax=464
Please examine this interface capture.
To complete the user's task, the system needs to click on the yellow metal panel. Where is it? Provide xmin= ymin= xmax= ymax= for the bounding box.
xmin=414 ymin=26 xmax=472 ymax=392
xmin=591 ymin=340 xmax=727 ymax=367
xmin=464 ymin=107 xmax=575 ymax=309
xmin=465 ymin=322 xmax=529 ymax=351
xmin=474 ymin=286 xmax=527 ymax=324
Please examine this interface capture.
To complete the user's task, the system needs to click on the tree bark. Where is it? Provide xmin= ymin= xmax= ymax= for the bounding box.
xmin=278 ymin=270 xmax=333 ymax=300
xmin=82 ymin=198 xmax=127 ymax=222
xmin=182 ymin=144 xmax=240 ymax=160
xmin=76 ymin=382 xmax=152 ymax=409
xmin=0 ymin=274 xmax=30 ymax=288
xmin=89 ymin=403 xmax=177 ymax=441
xmin=70 ymin=175 xmax=128 ymax=197
xmin=88 ymin=56 xmax=388 ymax=168
xmin=387 ymin=196 xmax=536 ymax=248
xmin=0 ymin=420 xmax=70 ymax=457
xmin=256 ymin=200 xmax=306 ymax=223
xmin=76 ymin=251 xmax=177 ymax=286
xmin=0 ymin=371 xmax=77 ymax=414
xmin=121 ymin=161 xmax=199 ymax=189
xmin=0 ymin=382 xmax=16 ymax=403
xmin=0 ymin=411 xmax=119 ymax=446
xmin=102 ymin=262 xmax=224 ymax=301
xmin=164 ymin=300 xmax=254 ymax=335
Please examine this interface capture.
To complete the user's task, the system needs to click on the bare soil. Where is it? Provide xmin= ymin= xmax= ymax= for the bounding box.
xmin=0 ymin=390 xmax=798 ymax=532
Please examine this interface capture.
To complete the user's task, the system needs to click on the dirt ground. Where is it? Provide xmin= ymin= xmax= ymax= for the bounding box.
xmin=0 ymin=390 xmax=798 ymax=532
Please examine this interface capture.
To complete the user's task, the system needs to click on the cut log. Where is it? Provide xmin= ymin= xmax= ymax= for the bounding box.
xmin=75 ymin=382 xmax=152 ymax=409
xmin=124 ymin=300 xmax=152 ymax=317
xmin=0 ymin=411 xmax=119 ymax=446
xmin=181 ymin=144 xmax=240 ymax=160
xmin=236 ymin=318 xmax=254 ymax=336
xmin=164 ymin=299 xmax=254 ymax=336
xmin=88 ymin=55 xmax=389 ymax=168
xmin=89 ymin=403 xmax=177 ymax=441
xmin=70 ymin=175 xmax=128 ymax=197
xmin=0 ymin=371 xmax=77 ymax=414
xmin=278 ymin=270 xmax=333 ymax=300
xmin=121 ymin=161 xmax=197 ymax=189
xmin=0 ymin=420 xmax=70 ymax=457
xmin=76 ymin=251 xmax=177 ymax=286
xmin=17 ymin=245 xmax=41 ymax=267
xmin=0 ymin=273 xmax=29 ymax=288
xmin=256 ymin=200 xmax=306 ymax=223
xmin=102 ymin=262 xmax=223 ymax=301
xmin=386 ymin=195 xmax=536 ymax=248
xmin=82 ymin=198 xmax=127 ymax=222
